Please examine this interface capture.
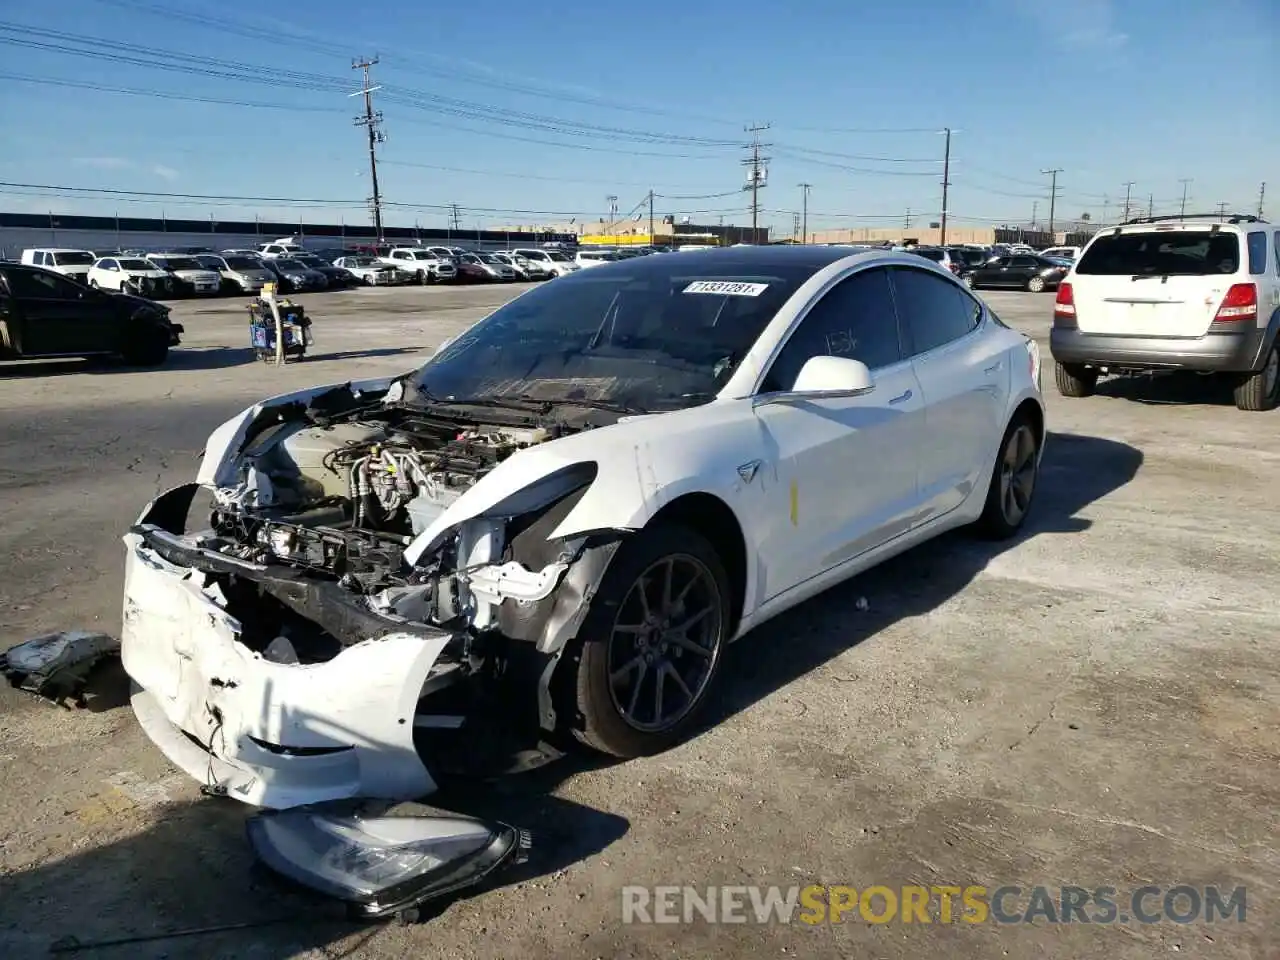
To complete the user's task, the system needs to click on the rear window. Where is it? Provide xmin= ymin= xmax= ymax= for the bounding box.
xmin=913 ymin=248 xmax=945 ymax=262
xmin=1246 ymin=232 xmax=1267 ymax=275
xmin=1075 ymin=231 xmax=1240 ymax=277
xmin=52 ymin=251 xmax=95 ymax=266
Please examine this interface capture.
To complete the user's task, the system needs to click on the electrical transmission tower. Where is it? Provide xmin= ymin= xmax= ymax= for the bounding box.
xmin=448 ymin=203 xmax=462 ymax=232
xmin=1259 ymin=182 xmax=1267 ymax=219
xmin=742 ymin=123 xmax=771 ymax=243
xmin=352 ymin=56 xmax=386 ymax=238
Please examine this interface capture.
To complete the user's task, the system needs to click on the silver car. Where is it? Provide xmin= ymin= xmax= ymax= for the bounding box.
xmin=197 ymin=254 xmax=275 ymax=294
xmin=460 ymin=252 xmax=518 ymax=282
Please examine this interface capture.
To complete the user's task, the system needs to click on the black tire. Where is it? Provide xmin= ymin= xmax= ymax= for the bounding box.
xmin=1233 ymin=342 xmax=1280 ymax=411
xmin=89 ymin=279 xmax=99 ymax=289
xmin=1054 ymin=361 xmax=1097 ymax=397
xmin=120 ymin=332 xmax=169 ymax=367
xmin=570 ymin=523 xmax=731 ymax=758
xmin=1027 ymin=275 xmax=1046 ymax=293
xmin=974 ymin=412 xmax=1040 ymax=540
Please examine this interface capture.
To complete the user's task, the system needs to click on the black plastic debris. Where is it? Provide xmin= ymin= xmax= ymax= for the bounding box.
xmin=0 ymin=631 xmax=120 ymax=707
xmin=247 ymin=799 xmax=530 ymax=923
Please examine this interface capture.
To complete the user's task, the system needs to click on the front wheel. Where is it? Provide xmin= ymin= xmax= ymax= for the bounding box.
xmin=973 ymin=414 xmax=1041 ymax=539
xmin=1233 ymin=343 xmax=1280 ymax=411
xmin=1027 ymin=275 xmax=1046 ymax=293
xmin=570 ymin=523 xmax=731 ymax=758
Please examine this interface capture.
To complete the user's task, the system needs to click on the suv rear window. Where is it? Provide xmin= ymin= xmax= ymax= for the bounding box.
xmin=1076 ymin=231 xmax=1239 ymax=276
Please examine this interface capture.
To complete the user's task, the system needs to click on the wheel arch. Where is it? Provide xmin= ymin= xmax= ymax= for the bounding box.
xmin=648 ymin=492 xmax=749 ymax=638
xmin=1013 ymin=396 xmax=1045 ymax=452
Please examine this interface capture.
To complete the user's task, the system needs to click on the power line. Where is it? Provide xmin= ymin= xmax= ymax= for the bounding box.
xmin=1121 ymin=182 xmax=1136 ymax=222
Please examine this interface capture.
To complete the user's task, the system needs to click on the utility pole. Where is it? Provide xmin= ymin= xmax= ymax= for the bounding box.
xmin=1031 ymin=200 xmax=1038 ymax=229
xmin=1178 ymin=179 xmax=1192 ymax=218
xmin=605 ymin=194 xmax=618 ymax=234
xmin=798 ymin=182 xmax=811 ymax=244
xmin=1041 ymin=167 xmax=1063 ymax=236
xmin=352 ymin=56 xmax=385 ymax=238
xmin=1258 ymin=182 xmax=1267 ymax=219
xmin=448 ymin=203 xmax=462 ymax=232
xmin=939 ymin=127 xmax=952 ymax=246
xmin=1147 ymin=194 xmax=1154 ymax=218
xmin=791 ymin=211 xmax=801 ymax=243
xmin=647 ymin=190 xmax=654 ymax=244
xmin=1121 ymin=181 xmax=1135 ymax=222
xmin=1216 ymin=201 xmax=1229 ymax=221
xmin=1101 ymin=195 xmax=1108 ymax=226
xmin=904 ymin=206 xmax=911 ymax=229
xmin=742 ymin=123 xmax=771 ymax=243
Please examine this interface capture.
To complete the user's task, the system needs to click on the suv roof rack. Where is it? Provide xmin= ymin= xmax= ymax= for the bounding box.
xmin=1121 ymin=213 xmax=1266 ymax=225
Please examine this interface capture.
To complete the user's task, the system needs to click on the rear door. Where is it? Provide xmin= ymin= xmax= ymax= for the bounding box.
xmin=891 ymin=266 xmax=1007 ymax=523
xmin=1071 ymin=229 xmax=1239 ymax=337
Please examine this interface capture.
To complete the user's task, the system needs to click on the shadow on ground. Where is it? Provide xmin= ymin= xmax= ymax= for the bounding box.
xmin=1094 ymin=371 xmax=1243 ymax=407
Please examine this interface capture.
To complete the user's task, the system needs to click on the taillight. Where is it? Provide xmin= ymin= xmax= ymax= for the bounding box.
xmin=1053 ymin=282 xmax=1076 ymax=328
xmin=1212 ymin=283 xmax=1258 ymax=325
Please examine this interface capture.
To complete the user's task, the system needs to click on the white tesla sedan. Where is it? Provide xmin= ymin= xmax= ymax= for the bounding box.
xmin=121 ymin=247 xmax=1045 ymax=809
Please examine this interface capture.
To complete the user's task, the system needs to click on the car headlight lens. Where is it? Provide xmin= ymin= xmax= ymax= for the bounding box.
xmin=247 ymin=802 xmax=529 ymax=917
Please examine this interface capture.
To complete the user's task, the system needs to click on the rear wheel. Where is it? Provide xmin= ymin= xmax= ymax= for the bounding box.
xmin=570 ymin=523 xmax=730 ymax=758
xmin=974 ymin=413 xmax=1041 ymax=539
xmin=1027 ymin=275 xmax=1046 ymax=293
xmin=1054 ymin=361 xmax=1097 ymax=397
xmin=962 ymin=274 xmax=974 ymax=288
xmin=1233 ymin=342 xmax=1280 ymax=411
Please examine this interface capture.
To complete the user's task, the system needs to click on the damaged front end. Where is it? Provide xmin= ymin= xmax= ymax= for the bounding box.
xmin=122 ymin=380 xmax=622 ymax=809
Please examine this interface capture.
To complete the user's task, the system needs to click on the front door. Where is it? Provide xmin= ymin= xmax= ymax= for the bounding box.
xmin=750 ymin=267 xmax=924 ymax=600
xmin=7 ymin=269 xmax=119 ymax=355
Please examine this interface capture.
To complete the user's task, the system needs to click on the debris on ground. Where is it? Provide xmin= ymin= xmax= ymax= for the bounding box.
xmin=0 ymin=631 xmax=121 ymax=707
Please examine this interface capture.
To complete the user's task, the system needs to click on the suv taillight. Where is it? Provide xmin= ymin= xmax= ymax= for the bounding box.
xmin=1053 ymin=282 xmax=1076 ymax=328
xmin=1213 ymin=283 xmax=1258 ymax=325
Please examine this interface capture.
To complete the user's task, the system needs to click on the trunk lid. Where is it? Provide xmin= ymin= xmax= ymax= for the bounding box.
xmin=1072 ymin=227 xmax=1242 ymax=338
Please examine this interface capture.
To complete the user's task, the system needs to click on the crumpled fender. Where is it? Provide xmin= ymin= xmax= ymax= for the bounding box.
xmin=196 ymin=377 xmax=395 ymax=489
xmin=404 ymin=401 xmax=766 ymax=566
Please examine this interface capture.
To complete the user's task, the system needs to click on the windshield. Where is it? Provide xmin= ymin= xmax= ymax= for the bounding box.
xmin=196 ymin=256 xmax=223 ymax=269
xmin=52 ymin=251 xmax=95 ymax=266
xmin=405 ymin=260 xmax=820 ymax=412
xmin=274 ymin=259 xmax=306 ymax=270
xmin=913 ymin=248 xmax=945 ymax=262
xmin=547 ymin=252 xmax=571 ymax=262
xmin=479 ymin=254 xmax=504 ymax=264
xmin=345 ymin=256 xmax=378 ymax=266
xmin=1075 ymin=231 xmax=1239 ymax=276
xmin=152 ymin=256 xmax=201 ymax=270
xmin=224 ymin=256 xmax=259 ymax=270
xmin=119 ymin=258 xmax=154 ymax=271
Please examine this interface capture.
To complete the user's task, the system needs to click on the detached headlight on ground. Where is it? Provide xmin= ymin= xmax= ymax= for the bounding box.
xmin=247 ymin=801 xmax=529 ymax=919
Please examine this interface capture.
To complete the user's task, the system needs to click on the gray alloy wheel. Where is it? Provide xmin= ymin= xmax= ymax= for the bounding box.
xmin=1027 ymin=275 xmax=1046 ymax=293
xmin=999 ymin=423 xmax=1038 ymax=527
xmin=606 ymin=554 xmax=725 ymax=734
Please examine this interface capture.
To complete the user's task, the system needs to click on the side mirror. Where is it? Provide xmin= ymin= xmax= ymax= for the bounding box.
xmin=792 ymin=355 xmax=874 ymax=395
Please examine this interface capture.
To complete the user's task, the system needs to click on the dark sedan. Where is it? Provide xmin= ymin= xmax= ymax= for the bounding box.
xmin=965 ymin=254 xmax=1071 ymax=293
xmin=0 ymin=263 xmax=183 ymax=365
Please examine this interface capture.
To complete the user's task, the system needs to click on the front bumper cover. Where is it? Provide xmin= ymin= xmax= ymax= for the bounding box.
xmin=121 ymin=490 xmax=459 ymax=809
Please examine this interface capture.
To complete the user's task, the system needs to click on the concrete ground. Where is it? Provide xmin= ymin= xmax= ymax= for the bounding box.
xmin=0 ymin=281 xmax=1276 ymax=959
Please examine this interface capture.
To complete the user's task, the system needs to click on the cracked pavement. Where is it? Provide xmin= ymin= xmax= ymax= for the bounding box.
xmin=0 ymin=284 xmax=1276 ymax=959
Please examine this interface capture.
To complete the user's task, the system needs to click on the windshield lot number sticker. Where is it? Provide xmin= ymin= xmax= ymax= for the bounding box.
xmin=683 ymin=281 xmax=768 ymax=296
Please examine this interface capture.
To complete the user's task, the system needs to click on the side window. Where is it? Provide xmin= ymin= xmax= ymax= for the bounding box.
xmin=891 ymin=267 xmax=979 ymax=356
xmin=1246 ymin=232 xmax=1267 ymax=276
xmin=102 ymin=259 xmax=118 ymax=271
xmin=761 ymin=268 xmax=902 ymax=392
xmin=1274 ymin=232 xmax=1280 ymax=274
xmin=9 ymin=269 xmax=78 ymax=299
xmin=1012 ymin=256 xmax=1039 ymax=269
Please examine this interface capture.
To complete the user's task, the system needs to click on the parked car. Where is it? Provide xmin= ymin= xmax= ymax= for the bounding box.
xmin=1041 ymin=246 xmax=1082 ymax=262
xmin=257 ymin=238 xmax=307 ymax=259
xmin=908 ymin=246 xmax=961 ymax=275
xmin=144 ymin=254 xmax=223 ymax=296
xmin=457 ymin=252 xmax=518 ymax=282
xmin=119 ymin=245 xmax=1044 ymax=809
xmin=0 ymin=263 xmax=183 ymax=365
xmin=333 ymin=255 xmax=410 ymax=286
xmin=194 ymin=254 xmax=275 ymax=294
xmin=379 ymin=247 xmax=458 ymax=284
xmin=947 ymin=247 xmax=991 ymax=274
xmin=1050 ymin=213 xmax=1280 ymax=411
xmin=20 ymin=248 xmax=97 ymax=285
xmin=511 ymin=247 xmax=581 ymax=277
xmin=575 ymin=250 xmax=622 ymax=269
xmin=262 ymin=257 xmax=328 ymax=292
xmin=291 ymin=253 xmax=359 ymax=289
xmin=965 ymin=254 xmax=1071 ymax=292
xmin=87 ymin=256 xmax=178 ymax=298
xmin=492 ymin=251 xmax=553 ymax=280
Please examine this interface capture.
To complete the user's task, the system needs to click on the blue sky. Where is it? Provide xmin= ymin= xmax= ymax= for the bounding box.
xmin=0 ymin=0 xmax=1274 ymax=233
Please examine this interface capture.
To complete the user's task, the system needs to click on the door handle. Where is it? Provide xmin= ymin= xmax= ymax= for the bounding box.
xmin=984 ymin=362 xmax=1002 ymax=374
xmin=889 ymin=389 xmax=913 ymax=405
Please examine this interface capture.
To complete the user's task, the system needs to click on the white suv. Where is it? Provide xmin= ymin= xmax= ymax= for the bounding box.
xmin=511 ymin=248 xmax=580 ymax=277
xmin=20 ymin=248 xmax=97 ymax=284
xmin=1051 ymin=214 xmax=1280 ymax=411
xmin=379 ymin=247 xmax=457 ymax=284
